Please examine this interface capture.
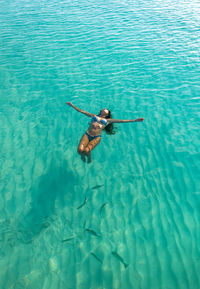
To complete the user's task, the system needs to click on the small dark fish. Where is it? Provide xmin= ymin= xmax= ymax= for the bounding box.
xmin=61 ymin=236 xmax=74 ymax=242
xmin=83 ymin=220 xmax=86 ymax=229
xmin=85 ymin=228 xmax=101 ymax=238
xmin=91 ymin=252 xmax=103 ymax=264
xmin=112 ymin=251 xmax=129 ymax=269
xmin=77 ymin=196 xmax=87 ymax=210
xmin=91 ymin=185 xmax=104 ymax=190
xmin=100 ymin=202 xmax=108 ymax=217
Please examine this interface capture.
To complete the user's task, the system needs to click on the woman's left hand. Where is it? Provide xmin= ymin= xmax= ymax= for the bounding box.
xmin=135 ymin=118 xmax=144 ymax=122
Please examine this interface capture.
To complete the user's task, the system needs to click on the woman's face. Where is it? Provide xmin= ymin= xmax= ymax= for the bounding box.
xmin=100 ymin=109 xmax=109 ymax=117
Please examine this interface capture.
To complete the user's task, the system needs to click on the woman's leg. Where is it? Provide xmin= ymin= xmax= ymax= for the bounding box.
xmin=78 ymin=134 xmax=101 ymax=163
xmin=84 ymin=137 xmax=101 ymax=163
xmin=78 ymin=134 xmax=89 ymax=154
xmin=84 ymin=137 xmax=101 ymax=153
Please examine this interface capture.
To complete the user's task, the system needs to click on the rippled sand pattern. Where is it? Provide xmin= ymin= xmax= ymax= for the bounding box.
xmin=0 ymin=0 xmax=200 ymax=288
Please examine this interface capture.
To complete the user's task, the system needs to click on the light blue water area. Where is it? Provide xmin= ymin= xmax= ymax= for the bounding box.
xmin=0 ymin=0 xmax=200 ymax=288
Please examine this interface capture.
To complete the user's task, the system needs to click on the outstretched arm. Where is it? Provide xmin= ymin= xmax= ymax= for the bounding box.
xmin=107 ymin=118 xmax=144 ymax=123
xmin=66 ymin=102 xmax=95 ymax=118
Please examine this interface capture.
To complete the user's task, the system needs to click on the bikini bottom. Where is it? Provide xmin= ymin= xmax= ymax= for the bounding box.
xmin=85 ymin=132 xmax=101 ymax=142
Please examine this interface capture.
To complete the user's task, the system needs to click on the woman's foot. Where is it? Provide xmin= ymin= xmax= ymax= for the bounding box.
xmin=81 ymin=153 xmax=86 ymax=162
xmin=87 ymin=152 xmax=92 ymax=163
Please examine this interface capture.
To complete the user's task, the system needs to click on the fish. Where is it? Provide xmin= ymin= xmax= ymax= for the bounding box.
xmin=91 ymin=252 xmax=103 ymax=264
xmin=91 ymin=185 xmax=104 ymax=190
xmin=85 ymin=228 xmax=101 ymax=238
xmin=111 ymin=251 xmax=129 ymax=269
xmin=82 ymin=220 xmax=86 ymax=229
xmin=77 ymin=196 xmax=87 ymax=209
xmin=99 ymin=202 xmax=108 ymax=217
xmin=61 ymin=236 xmax=75 ymax=242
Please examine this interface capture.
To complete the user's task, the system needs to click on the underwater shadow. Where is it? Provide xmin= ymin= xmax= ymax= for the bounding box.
xmin=18 ymin=159 xmax=78 ymax=244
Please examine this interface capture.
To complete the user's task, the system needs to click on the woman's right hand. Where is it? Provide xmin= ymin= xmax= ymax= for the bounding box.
xmin=66 ymin=102 xmax=73 ymax=107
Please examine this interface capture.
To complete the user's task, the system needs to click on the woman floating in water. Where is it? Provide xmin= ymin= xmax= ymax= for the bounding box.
xmin=66 ymin=102 xmax=144 ymax=162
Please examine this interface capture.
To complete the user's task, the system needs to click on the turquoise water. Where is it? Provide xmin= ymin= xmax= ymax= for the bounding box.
xmin=1 ymin=0 xmax=200 ymax=288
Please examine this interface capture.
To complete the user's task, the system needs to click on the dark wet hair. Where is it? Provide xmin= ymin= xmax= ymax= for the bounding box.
xmin=98 ymin=109 xmax=116 ymax=135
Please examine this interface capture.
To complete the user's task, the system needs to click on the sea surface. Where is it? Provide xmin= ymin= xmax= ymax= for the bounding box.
xmin=0 ymin=0 xmax=200 ymax=288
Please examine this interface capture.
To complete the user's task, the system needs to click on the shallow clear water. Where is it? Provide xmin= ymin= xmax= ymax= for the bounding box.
xmin=0 ymin=0 xmax=200 ymax=288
